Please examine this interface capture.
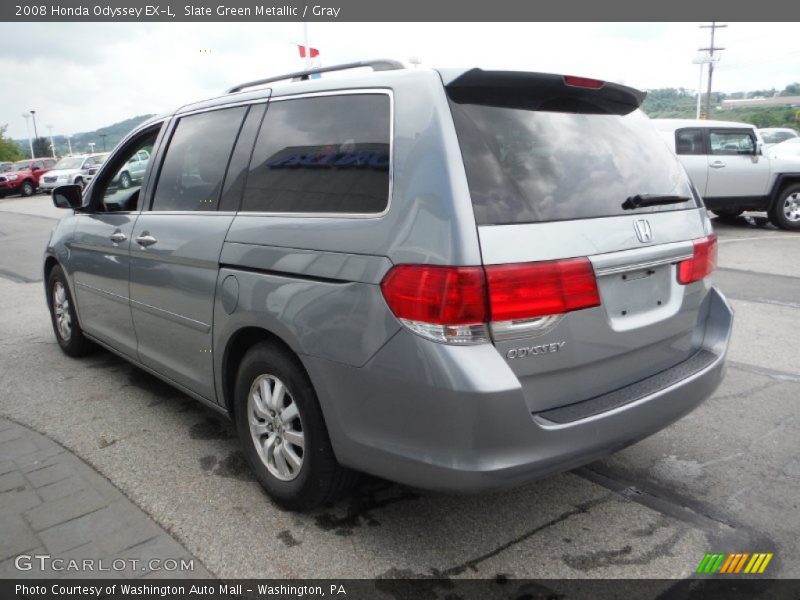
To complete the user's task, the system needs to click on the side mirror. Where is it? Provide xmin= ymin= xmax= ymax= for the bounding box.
xmin=756 ymin=141 xmax=764 ymax=156
xmin=52 ymin=184 xmax=84 ymax=210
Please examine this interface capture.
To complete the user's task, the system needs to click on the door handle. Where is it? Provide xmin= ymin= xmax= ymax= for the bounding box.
xmin=109 ymin=231 xmax=127 ymax=244
xmin=135 ymin=233 xmax=158 ymax=247
xmin=710 ymin=161 xmax=726 ymax=169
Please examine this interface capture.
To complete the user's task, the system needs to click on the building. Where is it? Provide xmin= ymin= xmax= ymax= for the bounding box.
xmin=721 ymin=96 xmax=800 ymax=109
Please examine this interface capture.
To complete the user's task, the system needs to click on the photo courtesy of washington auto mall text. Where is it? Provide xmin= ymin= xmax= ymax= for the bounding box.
xmin=1 ymin=0 xmax=800 ymax=598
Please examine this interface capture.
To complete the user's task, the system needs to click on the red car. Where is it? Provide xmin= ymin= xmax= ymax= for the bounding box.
xmin=0 ymin=157 xmax=57 ymax=198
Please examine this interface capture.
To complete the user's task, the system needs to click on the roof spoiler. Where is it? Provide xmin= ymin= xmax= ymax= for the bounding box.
xmin=444 ymin=69 xmax=646 ymax=116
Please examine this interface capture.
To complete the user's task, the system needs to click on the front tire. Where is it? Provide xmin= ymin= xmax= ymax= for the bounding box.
xmin=118 ymin=172 xmax=132 ymax=189
xmin=20 ymin=181 xmax=35 ymax=197
xmin=233 ymin=342 xmax=357 ymax=510
xmin=769 ymin=184 xmax=800 ymax=231
xmin=47 ymin=265 xmax=95 ymax=357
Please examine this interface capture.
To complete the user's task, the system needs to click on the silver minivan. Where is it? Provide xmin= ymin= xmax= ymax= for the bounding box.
xmin=44 ymin=61 xmax=733 ymax=510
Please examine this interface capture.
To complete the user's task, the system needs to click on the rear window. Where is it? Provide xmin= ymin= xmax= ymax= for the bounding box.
xmin=449 ymin=102 xmax=697 ymax=225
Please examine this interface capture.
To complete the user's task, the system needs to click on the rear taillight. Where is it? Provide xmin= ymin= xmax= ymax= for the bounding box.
xmin=485 ymin=258 xmax=600 ymax=322
xmin=678 ymin=235 xmax=717 ymax=284
xmin=563 ymin=75 xmax=605 ymax=89
xmin=380 ymin=258 xmax=601 ymax=345
xmin=379 ymin=265 xmax=489 ymax=344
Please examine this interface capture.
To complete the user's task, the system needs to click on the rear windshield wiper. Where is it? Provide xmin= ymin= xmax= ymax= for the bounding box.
xmin=622 ymin=194 xmax=691 ymax=210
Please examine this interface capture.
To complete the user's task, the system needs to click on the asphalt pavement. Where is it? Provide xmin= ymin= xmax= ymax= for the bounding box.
xmin=0 ymin=195 xmax=798 ymax=582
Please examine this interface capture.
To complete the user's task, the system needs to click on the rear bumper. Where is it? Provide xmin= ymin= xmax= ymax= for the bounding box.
xmin=303 ymin=286 xmax=733 ymax=493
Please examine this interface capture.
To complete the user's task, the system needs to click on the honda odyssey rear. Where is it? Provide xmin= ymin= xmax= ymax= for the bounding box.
xmin=45 ymin=62 xmax=732 ymax=509
xmin=314 ymin=69 xmax=733 ymax=495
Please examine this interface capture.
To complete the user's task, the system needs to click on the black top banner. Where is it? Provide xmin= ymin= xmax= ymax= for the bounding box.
xmin=3 ymin=0 xmax=800 ymax=22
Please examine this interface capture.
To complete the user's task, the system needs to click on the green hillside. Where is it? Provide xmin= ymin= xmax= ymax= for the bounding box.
xmin=642 ymin=84 xmax=800 ymax=129
xmin=13 ymin=114 xmax=155 ymax=158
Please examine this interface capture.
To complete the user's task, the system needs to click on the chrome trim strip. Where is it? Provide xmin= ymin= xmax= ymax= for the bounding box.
xmin=590 ymin=239 xmax=695 ymax=276
xmin=74 ymin=281 xmax=129 ymax=305
xmin=129 ymin=298 xmax=210 ymax=333
xmin=594 ymin=254 xmax=692 ymax=277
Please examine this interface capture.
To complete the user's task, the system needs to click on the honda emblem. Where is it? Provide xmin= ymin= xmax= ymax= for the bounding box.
xmin=634 ymin=219 xmax=653 ymax=243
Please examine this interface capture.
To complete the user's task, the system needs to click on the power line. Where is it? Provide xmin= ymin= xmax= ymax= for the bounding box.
xmin=699 ymin=22 xmax=727 ymax=118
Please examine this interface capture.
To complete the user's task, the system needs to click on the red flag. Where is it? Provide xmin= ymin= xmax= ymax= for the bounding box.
xmin=298 ymin=45 xmax=319 ymax=58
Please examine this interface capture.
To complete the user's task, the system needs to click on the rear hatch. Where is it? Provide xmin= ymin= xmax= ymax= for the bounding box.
xmin=445 ymin=69 xmax=715 ymax=413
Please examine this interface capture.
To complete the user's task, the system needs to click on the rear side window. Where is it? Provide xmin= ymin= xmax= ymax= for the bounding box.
xmin=675 ymin=129 xmax=706 ymax=155
xmin=241 ymin=94 xmax=390 ymax=214
xmin=151 ymin=107 xmax=247 ymax=211
xmin=709 ymin=130 xmax=755 ymax=155
xmin=449 ymin=102 xmax=697 ymax=225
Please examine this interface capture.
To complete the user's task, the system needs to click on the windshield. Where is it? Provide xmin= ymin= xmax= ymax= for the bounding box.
xmin=12 ymin=160 xmax=32 ymax=171
xmin=449 ymin=103 xmax=698 ymax=225
xmin=54 ymin=157 xmax=85 ymax=170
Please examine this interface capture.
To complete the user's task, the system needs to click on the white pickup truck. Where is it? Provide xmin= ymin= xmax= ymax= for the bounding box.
xmin=653 ymin=119 xmax=800 ymax=230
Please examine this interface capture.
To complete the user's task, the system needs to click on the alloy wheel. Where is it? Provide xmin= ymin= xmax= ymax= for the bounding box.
xmin=53 ymin=281 xmax=72 ymax=341
xmin=247 ymin=374 xmax=304 ymax=481
xmin=783 ymin=192 xmax=800 ymax=222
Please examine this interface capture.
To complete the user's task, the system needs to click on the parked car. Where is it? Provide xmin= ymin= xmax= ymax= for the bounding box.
xmin=0 ymin=157 xmax=56 ymax=197
xmin=654 ymin=119 xmax=800 ymax=229
xmin=768 ymin=137 xmax=800 ymax=159
xmin=85 ymin=149 xmax=149 ymax=190
xmin=758 ymin=127 xmax=799 ymax=148
xmin=45 ymin=62 xmax=733 ymax=510
xmin=39 ymin=153 xmax=109 ymax=193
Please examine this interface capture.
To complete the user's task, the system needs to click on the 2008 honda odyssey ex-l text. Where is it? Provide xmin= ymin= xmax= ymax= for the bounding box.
xmin=44 ymin=61 xmax=733 ymax=510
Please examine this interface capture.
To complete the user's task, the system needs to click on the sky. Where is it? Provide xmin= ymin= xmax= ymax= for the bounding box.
xmin=1 ymin=21 xmax=799 ymax=139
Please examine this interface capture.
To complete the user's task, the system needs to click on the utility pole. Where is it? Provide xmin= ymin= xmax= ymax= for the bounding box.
xmin=65 ymin=135 xmax=73 ymax=155
xmin=699 ymin=22 xmax=726 ymax=119
xmin=21 ymin=113 xmax=34 ymax=159
xmin=99 ymin=134 xmax=108 ymax=152
xmin=30 ymin=110 xmax=39 ymax=140
xmin=47 ymin=125 xmax=56 ymax=158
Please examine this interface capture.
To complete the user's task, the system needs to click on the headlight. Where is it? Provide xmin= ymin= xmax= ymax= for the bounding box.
xmin=6 ymin=175 xmax=18 ymax=181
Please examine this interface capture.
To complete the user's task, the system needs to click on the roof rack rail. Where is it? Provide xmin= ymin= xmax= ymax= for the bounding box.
xmin=226 ymin=59 xmax=405 ymax=94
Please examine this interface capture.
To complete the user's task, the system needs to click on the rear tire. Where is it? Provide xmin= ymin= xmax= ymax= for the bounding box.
xmin=118 ymin=172 xmax=132 ymax=189
xmin=20 ymin=181 xmax=35 ymax=197
xmin=46 ymin=265 xmax=95 ymax=357
xmin=769 ymin=184 xmax=800 ymax=231
xmin=233 ymin=341 xmax=358 ymax=510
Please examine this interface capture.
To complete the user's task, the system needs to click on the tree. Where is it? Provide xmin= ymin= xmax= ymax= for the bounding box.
xmin=782 ymin=83 xmax=800 ymax=96
xmin=32 ymin=137 xmax=50 ymax=158
xmin=0 ymin=125 xmax=24 ymax=162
